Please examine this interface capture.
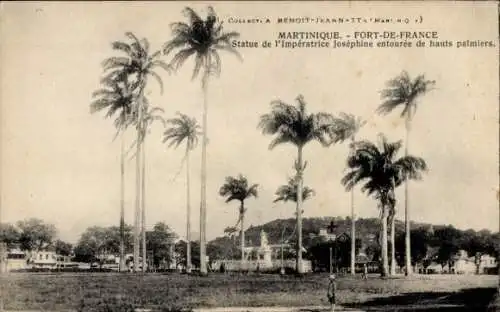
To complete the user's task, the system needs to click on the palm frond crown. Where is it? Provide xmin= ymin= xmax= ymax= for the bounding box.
xmin=163 ymin=112 xmax=202 ymax=151
xmin=127 ymin=98 xmax=165 ymax=144
xmin=163 ymin=6 xmax=242 ymax=81
xmin=341 ymin=134 xmax=428 ymax=200
xmin=377 ymin=71 xmax=435 ymax=118
xmin=102 ymin=32 xmax=171 ymax=97
xmin=329 ymin=112 xmax=366 ymax=144
xmin=273 ymin=177 xmax=315 ymax=203
xmin=219 ymin=174 xmax=259 ymax=210
xmin=224 ymin=226 xmax=238 ymax=236
xmin=258 ymin=94 xmax=335 ymax=150
xmin=90 ymin=75 xmax=136 ymax=132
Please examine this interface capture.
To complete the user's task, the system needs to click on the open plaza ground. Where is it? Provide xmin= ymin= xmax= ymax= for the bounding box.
xmin=0 ymin=273 xmax=498 ymax=312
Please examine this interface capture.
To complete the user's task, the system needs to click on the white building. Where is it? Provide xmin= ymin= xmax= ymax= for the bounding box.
xmin=424 ymin=262 xmax=444 ymax=274
xmin=98 ymin=254 xmax=120 ymax=271
xmin=318 ymin=228 xmax=336 ymax=241
xmin=30 ymin=251 xmax=58 ymax=269
xmin=4 ymin=249 xmax=77 ymax=271
xmin=478 ymin=254 xmax=497 ymax=273
xmin=451 ymin=250 xmax=498 ymax=274
xmin=5 ymin=249 xmax=28 ymax=272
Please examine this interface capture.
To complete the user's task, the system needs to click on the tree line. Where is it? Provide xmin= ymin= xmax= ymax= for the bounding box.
xmin=236 ymin=217 xmax=500 ymax=273
xmin=0 ymin=218 xmax=230 ymax=270
xmin=2 ymin=216 xmax=497 ymax=274
xmin=0 ymin=218 xmax=185 ymax=269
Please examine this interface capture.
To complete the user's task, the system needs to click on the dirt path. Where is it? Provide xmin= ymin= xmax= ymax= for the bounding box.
xmin=193 ymin=307 xmax=363 ymax=312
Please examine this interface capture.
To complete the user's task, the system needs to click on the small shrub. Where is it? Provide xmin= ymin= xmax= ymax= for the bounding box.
xmin=158 ymin=305 xmax=193 ymax=312
xmin=77 ymin=297 xmax=135 ymax=312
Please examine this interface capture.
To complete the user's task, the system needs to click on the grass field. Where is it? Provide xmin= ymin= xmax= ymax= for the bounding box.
xmin=0 ymin=273 xmax=497 ymax=311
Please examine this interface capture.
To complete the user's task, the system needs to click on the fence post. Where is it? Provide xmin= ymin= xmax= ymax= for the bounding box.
xmin=329 ymin=247 xmax=332 ymax=274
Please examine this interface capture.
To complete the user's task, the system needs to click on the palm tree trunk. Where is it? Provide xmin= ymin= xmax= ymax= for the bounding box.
xmin=141 ymin=135 xmax=146 ymax=273
xmin=0 ymin=168 xmax=3 ymax=272
xmin=350 ymin=137 xmax=356 ymax=276
xmin=381 ymin=205 xmax=389 ymax=277
xmin=350 ymin=187 xmax=356 ymax=276
xmin=185 ymin=147 xmax=192 ymax=274
xmin=199 ymin=75 xmax=209 ymax=275
xmin=296 ymin=145 xmax=304 ymax=274
xmin=405 ymin=110 xmax=412 ymax=276
xmin=240 ymin=203 xmax=245 ymax=269
xmin=119 ymin=131 xmax=126 ymax=272
xmin=133 ymin=102 xmax=143 ymax=273
xmin=281 ymin=226 xmax=285 ymax=275
xmin=390 ymin=214 xmax=396 ymax=275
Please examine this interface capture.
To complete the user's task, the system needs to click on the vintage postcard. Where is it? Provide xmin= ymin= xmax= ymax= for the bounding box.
xmin=0 ymin=1 xmax=498 ymax=312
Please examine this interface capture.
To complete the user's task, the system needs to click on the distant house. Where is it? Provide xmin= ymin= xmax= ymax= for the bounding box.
xmin=98 ymin=254 xmax=120 ymax=271
xmin=2 ymin=246 xmax=78 ymax=272
xmin=478 ymin=254 xmax=498 ymax=274
xmin=5 ymin=249 xmax=28 ymax=272
xmin=450 ymin=250 xmax=498 ymax=274
xmin=424 ymin=262 xmax=444 ymax=274
xmin=318 ymin=228 xmax=336 ymax=242
xmin=450 ymin=250 xmax=475 ymax=274
xmin=56 ymin=254 xmax=78 ymax=269
xmin=30 ymin=250 xmax=58 ymax=269
xmin=28 ymin=250 xmax=77 ymax=270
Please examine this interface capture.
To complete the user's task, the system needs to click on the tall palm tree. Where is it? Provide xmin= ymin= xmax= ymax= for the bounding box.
xmin=377 ymin=71 xmax=435 ymax=276
xmin=341 ymin=134 xmax=427 ymax=277
xmin=330 ymin=113 xmax=366 ymax=276
xmin=258 ymin=95 xmax=333 ymax=274
xmin=90 ymin=75 xmax=135 ymax=272
xmin=138 ymin=102 xmax=165 ymax=272
xmin=163 ymin=113 xmax=201 ymax=273
xmin=102 ymin=32 xmax=170 ymax=272
xmin=163 ymin=6 xmax=242 ymax=275
xmin=376 ymin=188 xmax=396 ymax=276
xmin=373 ymin=186 xmax=398 ymax=275
xmin=219 ymin=175 xmax=258 ymax=268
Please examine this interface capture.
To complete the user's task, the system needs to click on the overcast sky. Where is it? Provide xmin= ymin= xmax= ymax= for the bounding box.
xmin=1 ymin=2 xmax=498 ymax=244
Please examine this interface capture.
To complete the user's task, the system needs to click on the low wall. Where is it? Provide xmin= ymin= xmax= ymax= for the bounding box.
xmin=212 ymin=259 xmax=312 ymax=273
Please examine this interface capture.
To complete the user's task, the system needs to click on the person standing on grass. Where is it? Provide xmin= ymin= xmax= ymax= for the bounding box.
xmin=327 ymin=274 xmax=337 ymax=312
